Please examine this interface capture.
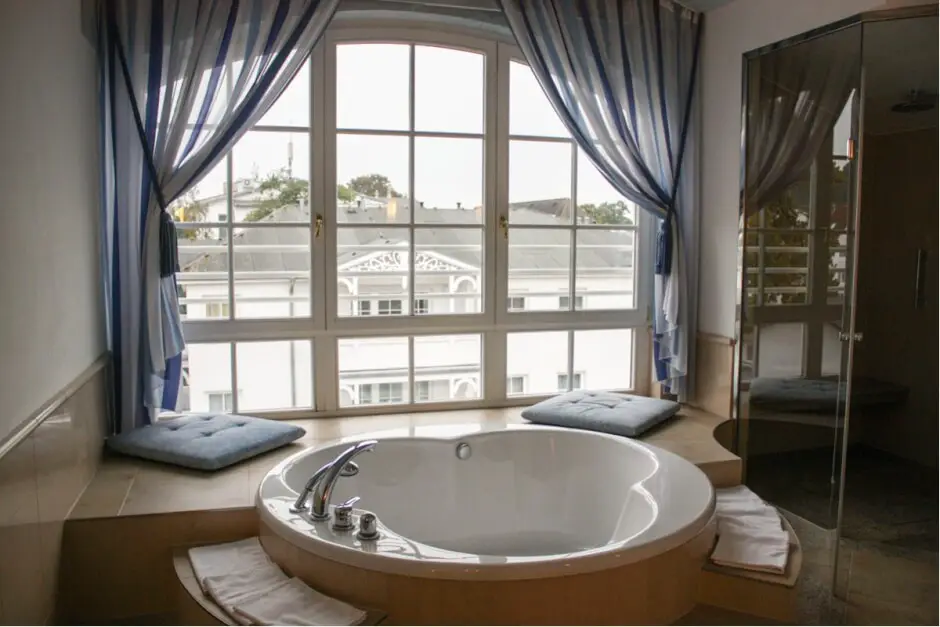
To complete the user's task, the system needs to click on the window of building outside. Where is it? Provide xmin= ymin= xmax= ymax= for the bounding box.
xmin=558 ymin=295 xmax=583 ymax=310
xmin=377 ymin=299 xmax=403 ymax=315
xmin=170 ymin=25 xmax=650 ymax=417
xmin=208 ymin=391 xmax=234 ymax=413
xmin=557 ymin=372 xmax=584 ymax=392
xmin=506 ymin=376 xmax=527 ymax=396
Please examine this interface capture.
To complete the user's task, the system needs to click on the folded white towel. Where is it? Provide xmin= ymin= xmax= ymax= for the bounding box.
xmin=710 ymin=486 xmax=790 ymax=574
xmin=233 ymin=577 xmax=367 ymax=626
xmin=189 ymin=538 xmax=274 ymax=592
xmin=711 ymin=528 xmax=790 ymax=574
xmin=204 ymin=564 xmax=291 ymax=623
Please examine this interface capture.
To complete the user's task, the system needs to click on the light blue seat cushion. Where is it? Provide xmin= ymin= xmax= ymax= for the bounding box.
xmin=107 ymin=414 xmax=305 ymax=471
xmin=521 ymin=390 xmax=681 ymax=438
xmin=750 ymin=376 xmax=908 ymax=413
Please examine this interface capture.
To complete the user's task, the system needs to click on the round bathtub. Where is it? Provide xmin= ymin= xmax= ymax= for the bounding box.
xmin=257 ymin=424 xmax=716 ymax=624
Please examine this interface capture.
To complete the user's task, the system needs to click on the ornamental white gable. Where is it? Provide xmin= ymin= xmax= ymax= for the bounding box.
xmin=339 ymin=250 xmax=476 ymax=273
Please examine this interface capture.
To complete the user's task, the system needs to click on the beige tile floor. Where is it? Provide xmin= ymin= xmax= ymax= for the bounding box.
xmin=70 ymin=406 xmax=737 ymax=519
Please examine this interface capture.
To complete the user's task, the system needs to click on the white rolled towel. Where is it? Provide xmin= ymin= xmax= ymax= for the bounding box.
xmin=203 ymin=565 xmax=291 ymax=624
xmin=233 ymin=577 xmax=367 ymax=626
xmin=188 ymin=538 xmax=274 ymax=592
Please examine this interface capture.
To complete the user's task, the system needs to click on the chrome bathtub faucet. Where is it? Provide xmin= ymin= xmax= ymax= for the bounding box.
xmin=290 ymin=440 xmax=378 ymax=521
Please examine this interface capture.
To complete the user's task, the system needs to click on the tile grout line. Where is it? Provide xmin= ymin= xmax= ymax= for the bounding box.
xmin=116 ymin=471 xmax=138 ymax=517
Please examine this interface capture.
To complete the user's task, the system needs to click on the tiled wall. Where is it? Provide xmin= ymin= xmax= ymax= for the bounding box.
xmin=0 ymin=357 xmax=107 ymax=624
xmin=692 ymin=333 xmax=736 ymax=418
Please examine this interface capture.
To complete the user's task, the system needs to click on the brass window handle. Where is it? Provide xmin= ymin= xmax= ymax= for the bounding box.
xmin=499 ymin=215 xmax=509 ymax=239
xmin=315 ymin=213 xmax=323 ymax=238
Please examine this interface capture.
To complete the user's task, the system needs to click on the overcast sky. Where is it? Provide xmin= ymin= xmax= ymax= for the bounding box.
xmin=194 ymin=43 xmax=624 ymax=211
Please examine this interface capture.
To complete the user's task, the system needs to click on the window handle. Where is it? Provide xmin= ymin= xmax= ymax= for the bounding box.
xmin=499 ymin=215 xmax=509 ymax=240
xmin=315 ymin=213 xmax=323 ymax=238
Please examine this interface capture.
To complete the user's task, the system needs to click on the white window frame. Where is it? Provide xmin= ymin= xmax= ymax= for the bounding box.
xmin=178 ymin=22 xmax=653 ymax=419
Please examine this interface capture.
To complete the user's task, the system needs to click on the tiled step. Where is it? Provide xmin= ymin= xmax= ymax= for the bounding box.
xmin=696 ymin=513 xmax=802 ymax=623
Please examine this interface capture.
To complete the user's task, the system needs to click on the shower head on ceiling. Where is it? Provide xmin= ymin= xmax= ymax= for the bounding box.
xmin=891 ymin=89 xmax=937 ymax=113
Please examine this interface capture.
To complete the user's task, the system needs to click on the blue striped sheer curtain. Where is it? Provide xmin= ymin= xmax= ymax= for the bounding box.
xmin=98 ymin=0 xmax=339 ymax=434
xmin=497 ymin=0 xmax=703 ymax=399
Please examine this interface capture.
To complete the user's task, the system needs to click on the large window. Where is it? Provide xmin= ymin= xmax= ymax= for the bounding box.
xmin=173 ymin=25 xmax=650 ymax=417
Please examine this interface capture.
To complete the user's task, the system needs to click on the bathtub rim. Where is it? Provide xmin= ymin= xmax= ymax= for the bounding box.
xmin=257 ymin=424 xmax=717 ymax=581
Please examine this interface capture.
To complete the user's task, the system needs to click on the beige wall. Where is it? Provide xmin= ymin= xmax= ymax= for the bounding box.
xmin=0 ymin=0 xmax=105 ymax=442
xmin=854 ymin=129 xmax=938 ymax=467
xmin=697 ymin=0 xmax=934 ymax=337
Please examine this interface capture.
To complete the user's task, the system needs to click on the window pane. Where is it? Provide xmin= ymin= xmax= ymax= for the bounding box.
xmin=414 ymin=137 xmax=483 ymax=224
xmin=750 ymin=232 xmax=810 ymax=306
xmin=415 ymin=46 xmax=483 ymax=134
xmin=231 ymin=131 xmax=310 ymax=222
xmin=236 ymin=341 xmax=313 ymax=411
xmin=336 ymin=44 xmax=409 ymax=130
xmin=509 ymin=141 xmax=572 ymax=225
xmin=338 ymin=228 xmax=410 ymax=317
xmin=171 ymin=159 xmax=228 ymax=223
xmin=509 ymin=228 xmax=570 ymax=312
xmin=576 ymin=229 xmax=635 ymax=310
xmin=507 ymin=331 xmax=568 ymax=396
xmin=756 ymin=323 xmax=805 ymax=378
xmin=184 ymin=343 xmax=232 ymax=413
xmin=574 ymin=329 xmax=634 ymax=390
xmin=337 ymin=134 xmax=409 ymax=223
xmin=338 ymin=337 xmax=409 ymax=407
xmin=415 ymin=228 xmax=483 ymax=315
xmin=414 ymin=334 xmax=482 ymax=402
xmin=576 ymin=149 xmax=636 ymax=225
xmin=258 ymin=58 xmax=310 ymax=127
xmin=177 ymin=227 xmax=230 ymax=322
xmin=509 ymin=60 xmax=569 ymax=138
xmin=232 ymin=227 xmax=310 ymax=319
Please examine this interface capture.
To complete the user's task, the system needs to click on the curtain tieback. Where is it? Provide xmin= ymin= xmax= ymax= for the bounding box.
xmin=158 ymin=211 xmax=180 ymax=278
xmin=655 ymin=207 xmax=675 ymax=277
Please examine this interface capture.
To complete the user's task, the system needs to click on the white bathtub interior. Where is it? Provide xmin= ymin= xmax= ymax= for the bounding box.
xmin=279 ymin=428 xmax=681 ymax=558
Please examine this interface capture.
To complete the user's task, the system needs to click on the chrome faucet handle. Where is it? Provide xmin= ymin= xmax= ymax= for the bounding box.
xmin=357 ymin=512 xmax=379 ymax=541
xmin=332 ymin=496 xmax=360 ymax=531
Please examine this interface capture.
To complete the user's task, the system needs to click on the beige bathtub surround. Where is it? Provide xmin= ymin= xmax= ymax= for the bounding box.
xmin=0 ymin=356 xmax=107 ymax=625
xmin=261 ymin=517 xmax=717 ymax=625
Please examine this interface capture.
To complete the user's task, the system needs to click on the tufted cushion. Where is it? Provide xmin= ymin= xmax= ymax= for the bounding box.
xmin=106 ymin=414 xmax=305 ymax=471
xmin=521 ymin=390 xmax=680 ymax=438
xmin=750 ymin=376 xmax=908 ymax=413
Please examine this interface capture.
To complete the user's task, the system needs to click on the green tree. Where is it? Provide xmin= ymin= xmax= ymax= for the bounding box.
xmin=577 ymin=200 xmax=634 ymax=225
xmin=245 ymin=169 xmax=309 ymax=222
xmin=338 ymin=183 xmax=355 ymax=202
xmin=346 ymin=173 xmax=401 ymax=198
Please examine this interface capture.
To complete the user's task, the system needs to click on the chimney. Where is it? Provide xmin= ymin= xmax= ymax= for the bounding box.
xmin=474 ymin=204 xmax=483 ymax=222
xmin=457 ymin=201 xmax=462 ymax=210
xmin=387 ymin=197 xmax=398 ymax=221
